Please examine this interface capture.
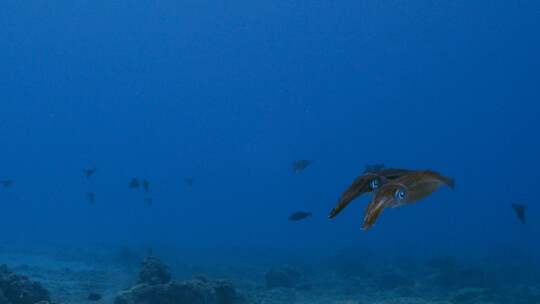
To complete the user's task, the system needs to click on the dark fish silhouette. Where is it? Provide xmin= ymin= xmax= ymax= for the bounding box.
xmin=293 ymin=160 xmax=312 ymax=174
xmin=84 ymin=168 xmax=96 ymax=179
xmin=142 ymin=179 xmax=150 ymax=192
xmin=512 ymin=204 xmax=527 ymax=224
xmin=185 ymin=177 xmax=195 ymax=187
xmin=289 ymin=211 xmax=312 ymax=221
xmin=363 ymin=170 xmax=454 ymax=230
xmin=129 ymin=178 xmax=140 ymax=189
xmin=1 ymin=180 xmax=14 ymax=188
xmin=87 ymin=192 xmax=96 ymax=205
xmin=329 ymin=168 xmax=411 ymax=219
xmin=144 ymin=198 xmax=153 ymax=206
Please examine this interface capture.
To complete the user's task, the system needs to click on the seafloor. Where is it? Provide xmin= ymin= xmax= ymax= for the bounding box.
xmin=1 ymin=244 xmax=539 ymax=304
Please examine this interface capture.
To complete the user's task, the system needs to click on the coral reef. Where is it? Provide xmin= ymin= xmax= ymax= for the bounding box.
xmin=3 ymin=246 xmax=540 ymax=304
xmin=115 ymin=257 xmax=240 ymax=304
xmin=138 ymin=256 xmax=172 ymax=285
xmin=0 ymin=264 xmax=51 ymax=304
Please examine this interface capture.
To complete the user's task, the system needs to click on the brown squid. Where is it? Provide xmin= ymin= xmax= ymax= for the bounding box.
xmin=362 ymin=170 xmax=454 ymax=230
xmin=328 ymin=167 xmax=411 ymax=219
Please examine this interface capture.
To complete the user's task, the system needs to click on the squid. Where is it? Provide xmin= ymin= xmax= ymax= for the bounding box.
xmin=362 ymin=170 xmax=454 ymax=230
xmin=328 ymin=167 xmax=411 ymax=219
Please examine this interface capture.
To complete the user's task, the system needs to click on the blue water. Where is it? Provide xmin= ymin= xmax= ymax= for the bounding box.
xmin=1 ymin=0 xmax=540 ymax=301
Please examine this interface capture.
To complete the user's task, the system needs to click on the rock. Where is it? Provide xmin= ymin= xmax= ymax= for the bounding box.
xmin=192 ymin=274 xmax=210 ymax=283
xmin=87 ymin=292 xmax=102 ymax=301
xmin=0 ymin=289 xmax=9 ymax=304
xmin=0 ymin=264 xmax=51 ymax=304
xmin=265 ymin=266 xmax=302 ymax=289
xmin=213 ymin=280 xmax=237 ymax=304
xmin=115 ymin=278 xmax=239 ymax=304
xmin=138 ymin=256 xmax=171 ymax=285
xmin=115 ymin=280 xmax=212 ymax=304
xmin=115 ymin=257 xmax=240 ymax=304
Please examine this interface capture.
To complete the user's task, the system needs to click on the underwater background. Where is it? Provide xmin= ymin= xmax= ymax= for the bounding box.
xmin=1 ymin=1 xmax=539 ymax=303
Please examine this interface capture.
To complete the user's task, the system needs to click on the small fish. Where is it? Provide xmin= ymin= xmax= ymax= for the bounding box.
xmin=142 ymin=179 xmax=150 ymax=192
xmin=185 ymin=177 xmax=195 ymax=187
xmin=87 ymin=192 xmax=96 ymax=204
xmin=512 ymin=204 xmax=527 ymax=224
xmin=129 ymin=178 xmax=140 ymax=189
xmin=144 ymin=198 xmax=153 ymax=206
xmin=289 ymin=211 xmax=312 ymax=221
xmin=362 ymin=170 xmax=454 ymax=230
xmin=293 ymin=160 xmax=312 ymax=174
xmin=1 ymin=180 xmax=14 ymax=188
xmin=84 ymin=168 xmax=96 ymax=179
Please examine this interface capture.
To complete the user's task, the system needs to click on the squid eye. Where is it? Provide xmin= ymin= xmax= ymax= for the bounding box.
xmin=394 ymin=189 xmax=406 ymax=200
xmin=369 ymin=178 xmax=380 ymax=190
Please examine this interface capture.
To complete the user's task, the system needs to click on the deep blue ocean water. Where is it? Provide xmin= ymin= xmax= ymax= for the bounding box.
xmin=1 ymin=1 xmax=540 ymax=302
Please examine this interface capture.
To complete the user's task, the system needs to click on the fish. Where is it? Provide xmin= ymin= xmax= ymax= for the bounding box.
xmin=293 ymin=160 xmax=312 ymax=174
xmin=1 ymin=180 xmax=14 ymax=188
xmin=328 ymin=168 xmax=411 ymax=219
xmin=289 ymin=211 xmax=312 ymax=221
xmin=362 ymin=170 xmax=454 ymax=230
xmin=84 ymin=168 xmax=96 ymax=179
xmin=185 ymin=177 xmax=195 ymax=187
xmin=144 ymin=198 xmax=153 ymax=206
xmin=142 ymin=179 xmax=150 ymax=192
xmin=512 ymin=203 xmax=527 ymax=224
xmin=129 ymin=178 xmax=140 ymax=189
xmin=87 ymin=192 xmax=96 ymax=205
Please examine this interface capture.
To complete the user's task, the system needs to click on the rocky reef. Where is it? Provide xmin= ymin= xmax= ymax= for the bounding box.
xmin=115 ymin=256 xmax=240 ymax=304
xmin=3 ymin=245 xmax=540 ymax=304
xmin=0 ymin=264 xmax=51 ymax=304
xmin=137 ymin=256 xmax=172 ymax=285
